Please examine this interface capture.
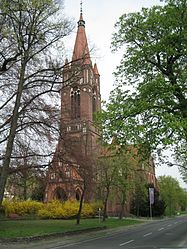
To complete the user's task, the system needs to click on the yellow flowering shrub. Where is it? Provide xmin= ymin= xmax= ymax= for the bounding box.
xmin=2 ymin=199 xmax=101 ymax=219
xmin=37 ymin=200 xmax=65 ymax=219
xmin=62 ymin=200 xmax=79 ymax=218
xmin=37 ymin=200 xmax=96 ymax=219
xmin=2 ymin=200 xmax=44 ymax=217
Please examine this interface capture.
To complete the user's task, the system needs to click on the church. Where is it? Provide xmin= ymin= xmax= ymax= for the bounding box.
xmin=44 ymin=6 xmax=157 ymax=215
xmin=45 ymin=7 xmax=101 ymax=203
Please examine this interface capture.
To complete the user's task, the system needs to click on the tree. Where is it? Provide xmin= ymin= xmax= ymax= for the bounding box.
xmin=0 ymin=0 xmax=74 ymax=205
xmin=158 ymin=175 xmax=186 ymax=216
xmin=98 ymin=0 xmax=187 ymax=170
xmin=113 ymin=148 xmax=137 ymax=219
xmin=74 ymin=154 xmax=95 ymax=225
xmin=72 ymin=138 xmax=96 ymax=225
xmin=5 ymin=139 xmax=47 ymax=200
xmin=152 ymin=189 xmax=166 ymax=217
xmin=132 ymin=172 xmax=148 ymax=217
xmin=57 ymin=128 xmax=97 ymax=225
xmin=0 ymin=3 xmax=22 ymax=73
xmin=97 ymin=156 xmax=117 ymax=221
xmin=131 ymin=183 xmax=166 ymax=217
xmin=96 ymin=140 xmax=157 ymax=220
xmin=97 ymin=142 xmax=120 ymax=221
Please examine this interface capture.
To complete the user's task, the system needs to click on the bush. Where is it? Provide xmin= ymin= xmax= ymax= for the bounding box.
xmin=2 ymin=199 xmax=101 ymax=219
xmin=90 ymin=201 xmax=103 ymax=215
xmin=37 ymin=200 xmax=95 ymax=219
xmin=37 ymin=200 xmax=68 ymax=219
xmin=2 ymin=200 xmax=44 ymax=217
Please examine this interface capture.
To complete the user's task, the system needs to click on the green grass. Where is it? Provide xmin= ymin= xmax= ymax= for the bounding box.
xmin=0 ymin=218 xmax=143 ymax=238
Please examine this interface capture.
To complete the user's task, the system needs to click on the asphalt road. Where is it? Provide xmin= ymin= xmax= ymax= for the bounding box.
xmin=48 ymin=216 xmax=187 ymax=249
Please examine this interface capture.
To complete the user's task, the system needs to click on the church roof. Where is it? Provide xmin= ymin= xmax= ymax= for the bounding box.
xmin=72 ymin=11 xmax=91 ymax=65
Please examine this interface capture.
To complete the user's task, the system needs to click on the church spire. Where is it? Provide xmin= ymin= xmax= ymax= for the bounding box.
xmin=72 ymin=1 xmax=91 ymax=64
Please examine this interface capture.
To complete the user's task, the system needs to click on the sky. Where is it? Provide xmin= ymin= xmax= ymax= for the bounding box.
xmin=63 ymin=0 xmax=187 ymax=189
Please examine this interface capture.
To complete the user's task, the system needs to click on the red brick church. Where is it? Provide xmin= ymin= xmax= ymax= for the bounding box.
xmin=45 ymin=7 xmax=101 ymax=202
xmin=44 ymin=6 xmax=157 ymax=214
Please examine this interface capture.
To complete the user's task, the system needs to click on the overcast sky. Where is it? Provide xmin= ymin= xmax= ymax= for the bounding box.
xmin=63 ymin=0 xmax=187 ymax=188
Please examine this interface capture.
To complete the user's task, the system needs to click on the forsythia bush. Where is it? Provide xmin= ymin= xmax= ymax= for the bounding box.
xmin=37 ymin=200 xmax=95 ymax=219
xmin=2 ymin=199 xmax=103 ymax=219
xmin=2 ymin=200 xmax=44 ymax=217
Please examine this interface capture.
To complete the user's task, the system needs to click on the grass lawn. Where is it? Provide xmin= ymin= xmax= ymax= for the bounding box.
xmin=0 ymin=218 xmax=143 ymax=238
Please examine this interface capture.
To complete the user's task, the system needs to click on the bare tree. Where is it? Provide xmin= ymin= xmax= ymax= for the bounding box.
xmin=5 ymin=137 xmax=47 ymax=200
xmin=0 ymin=3 xmax=21 ymax=73
xmin=0 ymin=0 xmax=74 ymax=205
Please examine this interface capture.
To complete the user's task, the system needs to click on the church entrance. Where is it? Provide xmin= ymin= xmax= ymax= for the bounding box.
xmin=53 ymin=187 xmax=68 ymax=201
xmin=75 ymin=188 xmax=82 ymax=201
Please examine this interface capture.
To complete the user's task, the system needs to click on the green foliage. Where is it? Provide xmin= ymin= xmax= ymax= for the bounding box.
xmin=158 ymin=175 xmax=187 ymax=216
xmin=131 ymin=184 xmax=166 ymax=217
xmin=151 ymin=187 xmax=166 ymax=217
xmin=98 ymin=0 xmax=187 ymax=170
xmin=131 ymin=176 xmax=149 ymax=217
xmin=90 ymin=201 xmax=103 ymax=214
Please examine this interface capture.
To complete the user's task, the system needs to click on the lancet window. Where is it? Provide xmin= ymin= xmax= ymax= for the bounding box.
xmin=92 ymin=89 xmax=97 ymax=116
xmin=71 ymin=87 xmax=80 ymax=119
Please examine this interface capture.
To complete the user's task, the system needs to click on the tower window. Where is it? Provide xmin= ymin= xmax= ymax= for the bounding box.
xmin=92 ymin=96 xmax=96 ymax=113
xmin=71 ymin=87 xmax=80 ymax=119
xmin=92 ymin=89 xmax=97 ymax=119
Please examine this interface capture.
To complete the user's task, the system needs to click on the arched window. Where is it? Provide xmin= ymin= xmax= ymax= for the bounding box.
xmin=71 ymin=87 xmax=80 ymax=119
xmin=92 ymin=89 xmax=97 ymax=119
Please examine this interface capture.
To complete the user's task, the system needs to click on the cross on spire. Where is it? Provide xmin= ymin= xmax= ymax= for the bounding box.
xmin=80 ymin=1 xmax=83 ymax=15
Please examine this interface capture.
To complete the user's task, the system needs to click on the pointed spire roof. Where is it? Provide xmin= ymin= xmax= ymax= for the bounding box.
xmin=63 ymin=58 xmax=69 ymax=71
xmin=72 ymin=3 xmax=91 ymax=65
xmin=93 ymin=63 xmax=100 ymax=75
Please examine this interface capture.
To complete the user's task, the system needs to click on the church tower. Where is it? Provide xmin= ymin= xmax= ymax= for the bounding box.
xmin=45 ymin=5 xmax=101 ymax=202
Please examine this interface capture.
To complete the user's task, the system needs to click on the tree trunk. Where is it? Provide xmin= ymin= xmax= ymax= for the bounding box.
xmin=119 ymin=193 xmax=126 ymax=220
xmin=0 ymin=60 xmax=26 ymax=205
xmin=23 ymin=175 xmax=27 ymax=201
xmin=136 ymin=201 xmax=140 ymax=217
xmin=23 ymin=158 xmax=28 ymax=201
xmin=102 ymin=187 xmax=110 ymax=222
xmin=76 ymin=188 xmax=85 ymax=225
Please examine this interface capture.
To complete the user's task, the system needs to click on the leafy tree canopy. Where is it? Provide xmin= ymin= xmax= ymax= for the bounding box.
xmin=98 ymin=0 xmax=187 ymax=169
xmin=158 ymin=175 xmax=187 ymax=215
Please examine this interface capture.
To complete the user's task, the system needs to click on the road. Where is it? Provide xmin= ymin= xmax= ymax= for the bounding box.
xmin=47 ymin=216 xmax=187 ymax=249
xmin=0 ymin=216 xmax=186 ymax=249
